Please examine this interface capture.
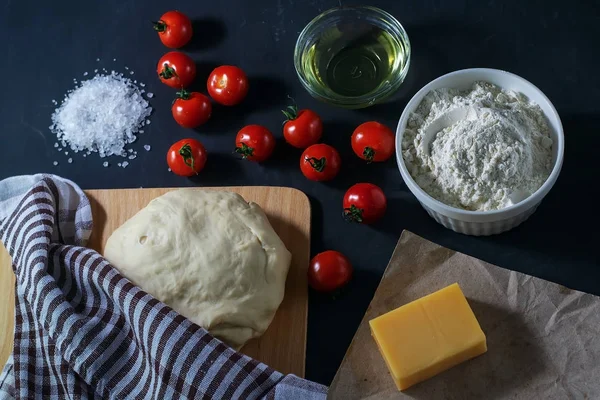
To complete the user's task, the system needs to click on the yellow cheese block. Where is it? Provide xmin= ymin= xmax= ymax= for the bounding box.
xmin=369 ymin=283 xmax=487 ymax=391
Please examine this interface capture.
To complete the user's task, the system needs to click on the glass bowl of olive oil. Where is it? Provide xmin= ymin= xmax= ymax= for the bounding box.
xmin=294 ymin=6 xmax=410 ymax=109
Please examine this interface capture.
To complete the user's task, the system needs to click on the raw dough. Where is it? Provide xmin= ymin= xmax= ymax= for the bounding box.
xmin=104 ymin=189 xmax=292 ymax=349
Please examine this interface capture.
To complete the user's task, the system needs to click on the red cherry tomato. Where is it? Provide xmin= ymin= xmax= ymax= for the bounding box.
xmin=207 ymin=65 xmax=249 ymax=106
xmin=152 ymin=11 xmax=193 ymax=48
xmin=167 ymin=138 xmax=207 ymax=176
xmin=171 ymin=90 xmax=212 ymax=128
xmin=157 ymin=51 xmax=196 ymax=89
xmin=351 ymin=121 xmax=395 ymax=163
xmin=343 ymin=183 xmax=387 ymax=224
xmin=308 ymin=250 xmax=353 ymax=292
xmin=235 ymin=125 xmax=275 ymax=162
xmin=282 ymin=106 xmax=322 ymax=149
xmin=300 ymin=144 xmax=341 ymax=181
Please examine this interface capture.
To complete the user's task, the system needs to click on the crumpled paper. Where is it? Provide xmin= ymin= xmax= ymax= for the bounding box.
xmin=329 ymin=231 xmax=600 ymax=400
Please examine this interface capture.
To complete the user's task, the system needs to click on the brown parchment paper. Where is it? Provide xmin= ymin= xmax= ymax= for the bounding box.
xmin=329 ymin=231 xmax=600 ymax=400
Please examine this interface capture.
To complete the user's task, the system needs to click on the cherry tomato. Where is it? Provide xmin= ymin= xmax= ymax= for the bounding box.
xmin=152 ymin=11 xmax=193 ymax=48
xmin=207 ymin=66 xmax=249 ymax=106
xmin=351 ymin=121 xmax=395 ymax=163
xmin=235 ymin=125 xmax=275 ymax=162
xmin=171 ymin=90 xmax=212 ymax=128
xmin=282 ymin=105 xmax=322 ymax=149
xmin=308 ymin=250 xmax=353 ymax=292
xmin=300 ymin=144 xmax=341 ymax=181
xmin=343 ymin=183 xmax=387 ymax=224
xmin=157 ymin=51 xmax=196 ymax=89
xmin=167 ymin=138 xmax=207 ymax=176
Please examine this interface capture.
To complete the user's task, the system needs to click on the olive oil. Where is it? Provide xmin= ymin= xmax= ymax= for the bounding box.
xmin=300 ymin=25 xmax=408 ymax=98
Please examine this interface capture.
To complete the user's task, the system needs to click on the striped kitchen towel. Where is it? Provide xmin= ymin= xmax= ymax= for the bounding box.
xmin=0 ymin=174 xmax=327 ymax=399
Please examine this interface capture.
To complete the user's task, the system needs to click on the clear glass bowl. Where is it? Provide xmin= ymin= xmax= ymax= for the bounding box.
xmin=294 ymin=6 xmax=411 ymax=109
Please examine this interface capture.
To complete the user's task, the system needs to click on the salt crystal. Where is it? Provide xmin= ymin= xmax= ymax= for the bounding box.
xmin=146 ymin=92 xmax=154 ymax=99
xmin=139 ymin=129 xmax=144 ymax=133
xmin=67 ymin=158 xmax=73 ymax=164
xmin=96 ymin=58 xmax=100 ymax=61
xmin=128 ymin=154 xmax=136 ymax=160
xmin=53 ymin=161 xmax=58 ymax=166
xmin=50 ymin=73 xmax=152 ymax=159
xmin=146 ymin=120 xmax=151 ymax=125
xmin=128 ymin=149 xmax=133 ymax=153
xmin=57 ymin=148 xmax=62 ymax=151
xmin=54 ymin=143 xmax=58 ymax=148
xmin=103 ymin=161 xmax=109 ymax=167
xmin=130 ymin=71 xmax=134 ymax=75
xmin=168 ymin=168 xmax=172 ymax=172
xmin=140 ymin=83 xmax=145 ymax=87
xmin=83 ymin=72 xmax=88 ymax=76
xmin=64 ymin=151 xmax=68 ymax=155
xmin=125 ymin=66 xmax=129 ymax=70
xmin=118 ymin=163 xmax=122 ymax=167
xmin=122 ymin=161 xmax=129 ymax=168
xmin=144 ymin=145 xmax=151 ymax=151
xmin=113 ymin=58 xmax=116 ymax=61
xmin=94 ymin=69 xmax=98 ymax=73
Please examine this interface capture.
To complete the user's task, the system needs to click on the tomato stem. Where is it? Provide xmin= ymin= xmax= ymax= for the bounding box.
xmin=363 ymin=147 xmax=375 ymax=163
xmin=281 ymin=105 xmax=298 ymax=122
xmin=159 ymin=63 xmax=178 ymax=80
xmin=152 ymin=20 xmax=166 ymax=32
xmin=176 ymin=89 xmax=192 ymax=100
xmin=234 ymin=143 xmax=254 ymax=159
xmin=343 ymin=205 xmax=364 ymax=223
xmin=281 ymin=96 xmax=299 ymax=123
xmin=305 ymin=156 xmax=326 ymax=172
xmin=179 ymin=143 xmax=198 ymax=175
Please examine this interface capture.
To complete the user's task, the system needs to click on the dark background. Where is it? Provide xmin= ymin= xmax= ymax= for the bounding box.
xmin=1 ymin=0 xmax=598 ymax=386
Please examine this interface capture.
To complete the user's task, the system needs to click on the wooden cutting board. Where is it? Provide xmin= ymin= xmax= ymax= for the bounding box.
xmin=0 ymin=186 xmax=310 ymax=377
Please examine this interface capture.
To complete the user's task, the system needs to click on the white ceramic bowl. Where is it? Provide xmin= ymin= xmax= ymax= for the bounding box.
xmin=395 ymin=68 xmax=564 ymax=236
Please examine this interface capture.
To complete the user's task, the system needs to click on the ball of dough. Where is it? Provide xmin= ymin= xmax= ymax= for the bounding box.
xmin=104 ymin=189 xmax=292 ymax=349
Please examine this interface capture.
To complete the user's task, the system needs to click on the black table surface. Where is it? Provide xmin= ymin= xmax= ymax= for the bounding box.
xmin=1 ymin=0 xmax=598 ymax=386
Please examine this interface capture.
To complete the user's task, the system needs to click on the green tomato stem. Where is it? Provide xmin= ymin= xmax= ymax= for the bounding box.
xmin=343 ymin=205 xmax=364 ymax=223
xmin=176 ymin=89 xmax=192 ymax=100
xmin=179 ymin=143 xmax=198 ymax=175
xmin=363 ymin=147 xmax=375 ymax=163
xmin=159 ymin=63 xmax=178 ymax=80
xmin=152 ymin=20 xmax=166 ymax=32
xmin=235 ymin=143 xmax=254 ymax=159
xmin=305 ymin=156 xmax=326 ymax=172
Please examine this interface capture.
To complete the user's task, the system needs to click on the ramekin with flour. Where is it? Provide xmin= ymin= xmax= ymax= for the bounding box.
xmin=395 ymin=68 xmax=564 ymax=236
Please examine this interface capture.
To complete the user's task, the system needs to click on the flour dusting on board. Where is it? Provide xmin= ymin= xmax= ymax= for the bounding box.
xmin=50 ymin=71 xmax=152 ymax=165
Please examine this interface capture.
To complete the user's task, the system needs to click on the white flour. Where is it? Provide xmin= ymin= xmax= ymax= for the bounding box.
xmin=402 ymin=82 xmax=554 ymax=211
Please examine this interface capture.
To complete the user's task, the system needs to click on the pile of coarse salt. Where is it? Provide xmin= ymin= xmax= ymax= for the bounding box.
xmin=50 ymin=71 xmax=152 ymax=165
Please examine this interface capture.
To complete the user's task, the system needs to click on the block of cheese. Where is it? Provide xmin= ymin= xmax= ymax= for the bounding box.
xmin=369 ymin=283 xmax=487 ymax=391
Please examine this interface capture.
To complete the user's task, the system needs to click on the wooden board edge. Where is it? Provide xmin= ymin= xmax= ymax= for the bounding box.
xmin=0 ymin=243 xmax=15 ymax=370
xmin=285 ymin=187 xmax=311 ymax=376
